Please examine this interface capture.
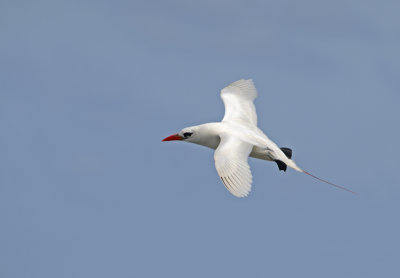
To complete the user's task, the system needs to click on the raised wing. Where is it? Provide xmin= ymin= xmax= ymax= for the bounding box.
xmin=221 ymin=79 xmax=258 ymax=126
xmin=214 ymin=135 xmax=253 ymax=198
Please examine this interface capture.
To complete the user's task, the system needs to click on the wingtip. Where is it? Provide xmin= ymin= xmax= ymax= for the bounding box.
xmin=224 ymin=79 xmax=258 ymax=100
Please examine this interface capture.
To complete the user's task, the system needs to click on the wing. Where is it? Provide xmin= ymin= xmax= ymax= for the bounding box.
xmin=221 ymin=79 xmax=258 ymax=126
xmin=214 ymin=135 xmax=253 ymax=198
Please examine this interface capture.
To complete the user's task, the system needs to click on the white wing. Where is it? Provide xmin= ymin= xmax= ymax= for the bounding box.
xmin=214 ymin=135 xmax=253 ymax=198
xmin=221 ymin=79 xmax=258 ymax=126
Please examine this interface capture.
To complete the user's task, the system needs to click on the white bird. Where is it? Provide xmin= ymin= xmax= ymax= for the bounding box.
xmin=162 ymin=79 xmax=355 ymax=197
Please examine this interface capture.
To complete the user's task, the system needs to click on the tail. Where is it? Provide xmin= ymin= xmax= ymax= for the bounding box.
xmin=301 ymin=170 xmax=357 ymax=194
xmin=288 ymin=161 xmax=356 ymax=194
xmin=275 ymin=148 xmax=357 ymax=194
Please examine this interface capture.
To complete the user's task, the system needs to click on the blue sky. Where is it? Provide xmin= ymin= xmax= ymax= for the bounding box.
xmin=1 ymin=0 xmax=400 ymax=277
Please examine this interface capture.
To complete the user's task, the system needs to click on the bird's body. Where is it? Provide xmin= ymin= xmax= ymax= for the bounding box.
xmin=163 ymin=79 xmax=355 ymax=197
xmin=179 ymin=121 xmax=298 ymax=166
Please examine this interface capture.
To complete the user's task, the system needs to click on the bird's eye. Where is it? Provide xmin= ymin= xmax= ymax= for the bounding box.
xmin=183 ymin=132 xmax=193 ymax=138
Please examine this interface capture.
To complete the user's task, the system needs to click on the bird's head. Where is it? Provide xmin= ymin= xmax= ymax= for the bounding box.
xmin=162 ymin=127 xmax=197 ymax=143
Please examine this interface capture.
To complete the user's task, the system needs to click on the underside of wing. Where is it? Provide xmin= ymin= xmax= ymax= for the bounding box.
xmin=214 ymin=135 xmax=253 ymax=198
xmin=221 ymin=79 xmax=258 ymax=126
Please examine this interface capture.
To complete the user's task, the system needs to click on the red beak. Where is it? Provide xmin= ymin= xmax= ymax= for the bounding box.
xmin=162 ymin=133 xmax=183 ymax=141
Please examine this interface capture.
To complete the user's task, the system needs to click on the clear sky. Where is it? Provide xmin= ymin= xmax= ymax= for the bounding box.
xmin=1 ymin=1 xmax=400 ymax=277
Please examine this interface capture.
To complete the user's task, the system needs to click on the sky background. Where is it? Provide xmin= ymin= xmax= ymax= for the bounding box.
xmin=1 ymin=0 xmax=400 ymax=277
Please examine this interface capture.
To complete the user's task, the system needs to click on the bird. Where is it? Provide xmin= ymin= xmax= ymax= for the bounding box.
xmin=162 ymin=79 xmax=356 ymax=197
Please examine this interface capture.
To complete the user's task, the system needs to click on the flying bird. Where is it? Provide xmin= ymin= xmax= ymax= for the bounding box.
xmin=162 ymin=79 xmax=355 ymax=197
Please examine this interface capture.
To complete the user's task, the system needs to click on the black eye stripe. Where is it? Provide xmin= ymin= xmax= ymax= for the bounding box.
xmin=183 ymin=132 xmax=193 ymax=138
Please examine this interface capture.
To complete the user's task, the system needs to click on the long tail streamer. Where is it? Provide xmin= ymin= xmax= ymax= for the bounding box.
xmin=302 ymin=170 xmax=357 ymax=195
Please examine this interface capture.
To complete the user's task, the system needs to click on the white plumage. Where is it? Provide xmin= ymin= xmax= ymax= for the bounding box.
xmin=214 ymin=134 xmax=253 ymax=197
xmin=221 ymin=79 xmax=258 ymax=126
xmin=162 ymin=79 xmax=355 ymax=197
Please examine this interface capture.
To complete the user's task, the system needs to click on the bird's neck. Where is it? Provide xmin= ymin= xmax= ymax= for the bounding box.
xmin=191 ymin=122 xmax=221 ymax=150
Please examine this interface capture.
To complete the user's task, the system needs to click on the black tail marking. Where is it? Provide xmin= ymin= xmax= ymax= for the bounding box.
xmin=280 ymin=147 xmax=292 ymax=159
xmin=275 ymin=160 xmax=287 ymax=172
